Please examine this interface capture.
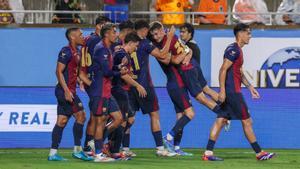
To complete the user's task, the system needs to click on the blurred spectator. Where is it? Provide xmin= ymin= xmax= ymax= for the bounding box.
xmin=233 ymin=0 xmax=270 ymax=25
xmin=104 ymin=0 xmax=130 ymax=5
xmin=52 ymin=0 xmax=82 ymax=24
xmin=0 ymin=0 xmax=14 ymax=24
xmin=154 ymin=0 xmax=194 ymax=25
xmin=275 ymin=0 xmax=300 ymax=25
xmin=103 ymin=0 xmax=130 ymax=23
xmin=197 ymin=0 xmax=227 ymax=24
xmin=7 ymin=0 xmax=24 ymax=24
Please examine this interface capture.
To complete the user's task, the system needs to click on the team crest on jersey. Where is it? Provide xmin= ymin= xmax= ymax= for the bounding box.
xmin=230 ymin=50 xmax=236 ymax=56
xmin=78 ymin=102 xmax=83 ymax=107
xmin=60 ymin=52 xmax=66 ymax=58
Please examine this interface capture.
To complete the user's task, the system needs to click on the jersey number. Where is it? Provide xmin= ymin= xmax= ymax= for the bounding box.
xmin=81 ymin=47 xmax=92 ymax=67
xmin=131 ymin=52 xmax=140 ymax=71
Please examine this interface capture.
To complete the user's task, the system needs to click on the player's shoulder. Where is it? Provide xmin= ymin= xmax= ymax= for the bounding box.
xmin=225 ymin=43 xmax=239 ymax=53
xmin=60 ymin=46 xmax=72 ymax=55
xmin=114 ymin=48 xmax=126 ymax=57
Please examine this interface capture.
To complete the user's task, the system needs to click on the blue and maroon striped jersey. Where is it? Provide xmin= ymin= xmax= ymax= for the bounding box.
xmin=56 ymin=45 xmax=81 ymax=95
xmin=80 ymin=32 xmax=101 ymax=74
xmin=224 ymin=42 xmax=243 ymax=93
xmin=130 ymin=38 xmax=156 ymax=88
xmin=87 ymin=40 xmax=121 ymax=98
xmin=112 ymin=48 xmax=132 ymax=91
xmin=154 ymin=35 xmax=185 ymax=89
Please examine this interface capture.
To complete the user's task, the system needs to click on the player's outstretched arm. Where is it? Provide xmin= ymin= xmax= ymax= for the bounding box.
xmin=218 ymin=59 xmax=232 ymax=102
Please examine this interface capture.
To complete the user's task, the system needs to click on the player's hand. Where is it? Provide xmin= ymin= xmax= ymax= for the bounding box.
xmin=120 ymin=67 xmax=128 ymax=75
xmin=182 ymin=49 xmax=192 ymax=65
xmin=249 ymin=86 xmax=260 ymax=99
xmin=218 ymin=91 xmax=226 ymax=103
xmin=65 ymin=89 xmax=74 ymax=103
xmin=136 ymin=85 xmax=147 ymax=98
xmin=167 ymin=25 xmax=176 ymax=37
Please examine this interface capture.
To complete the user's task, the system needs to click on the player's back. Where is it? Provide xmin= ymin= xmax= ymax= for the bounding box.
xmin=131 ymin=38 xmax=155 ymax=88
xmin=223 ymin=42 xmax=244 ymax=93
xmin=87 ymin=41 xmax=113 ymax=98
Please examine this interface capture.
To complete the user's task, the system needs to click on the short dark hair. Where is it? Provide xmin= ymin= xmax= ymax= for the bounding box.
xmin=119 ymin=20 xmax=134 ymax=31
xmin=65 ymin=27 xmax=80 ymax=41
xmin=100 ymin=23 xmax=116 ymax=38
xmin=124 ymin=32 xmax=141 ymax=44
xmin=180 ymin=23 xmax=194 ymax=39
xmin=95 ymin=16 xmax=111 ymax=25
xmin=233 ymin=23 xmax=250 ymax=37
xmin=149 ymin=21 xmax=163 ymax=33
xmin=134 ymin=20 xmax=149 ymax=30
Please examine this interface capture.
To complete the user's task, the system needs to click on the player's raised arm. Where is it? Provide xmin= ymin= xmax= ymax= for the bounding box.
xmin=218 ymin=59 xmax=233 ymax=102
xmin=151 ymin=26 xmax=176 ymax=59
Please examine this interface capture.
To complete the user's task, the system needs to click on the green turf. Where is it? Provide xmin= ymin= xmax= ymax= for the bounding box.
xmin=0 ymin=149 xmax=299 ymax=169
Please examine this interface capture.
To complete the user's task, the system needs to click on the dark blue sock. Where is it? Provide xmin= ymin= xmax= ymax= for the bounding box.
xmin=152 ymin=131 xmax=163 ymax=147
xmin=84 ymin=134 xmax=93 ymax=148
xmin=124 ymin=121 xmax=133 ymax=132
xmin=250 ymin=141 xmax=262 ymax=153
xmin=94 ymin=139 xmax=103 ymax=154
xmin=122 ymin=133 xmax=130 ymax=148
xmin=51 ymin=125 xmax=64 ymax=149
xmin=174 ymin=130 xmax=183 ymax=146
xmin=206 ymin=139 xmax=216 ymax=151
xmin=110 ymin=126 xmax=124 ymax=153
xmin=171 ymin=115 xmax=191 ymax=136
xmin=73 ymin=122 xmax=84 ymax=146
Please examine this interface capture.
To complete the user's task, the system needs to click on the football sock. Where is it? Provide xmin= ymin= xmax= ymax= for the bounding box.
xmin=122 ymin=133 xmax=130 ymax=148
xmin=51 ymin=125 xmax=64 ymax=149
xmin=73 ymin=122 xmax=84 ymax=146
xmin=94 ymin=139 xmax=103 ymax=154
xmin=152 ymin=131 xmax=163 ymax=147
xmin=250 ymin=141 xmax=262 ymax=154
xmin=206 ymin=139 xmax=216 ymax=151
xmin=169 ymin=115 xmax=191 ymax=140
xmin=174 ymin=130 xmax=183 ymax=146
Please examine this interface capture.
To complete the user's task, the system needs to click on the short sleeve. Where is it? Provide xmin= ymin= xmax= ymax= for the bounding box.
xmin=224 ymin=47 xmax=239 ymax=62
xmin=57 ymin=47 xmax=72 ymax=65
xmin=144 ymin=39 xmax=156 ymax=54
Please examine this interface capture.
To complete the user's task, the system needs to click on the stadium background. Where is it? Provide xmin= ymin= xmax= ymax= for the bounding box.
xmin=0 ymin=27 xmax=299 ymax=149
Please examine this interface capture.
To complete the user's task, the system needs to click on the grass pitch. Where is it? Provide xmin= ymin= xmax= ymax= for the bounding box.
xmin=0 ymin=149 xmax=299 ymax=169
